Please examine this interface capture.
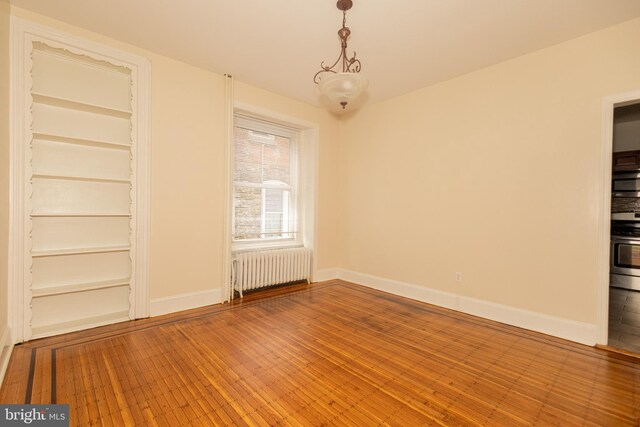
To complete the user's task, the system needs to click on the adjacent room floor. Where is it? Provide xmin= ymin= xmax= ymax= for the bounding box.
xmin=1 ymin=280 xmax=639 ymax=426
xmin=609 ymin=287 xmax=640 ymax=353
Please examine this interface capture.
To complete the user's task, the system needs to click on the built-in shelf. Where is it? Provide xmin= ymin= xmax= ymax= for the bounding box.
xmin=30 ymin=310 xmax=130 ymax=339
xmin=32 ymin=245 xmax=130 ymax=257
xmin=31 ymin=212 xmax=131 ymax=217
xmin=32 ymin=91 xmax=132 ymax=118
xmin=32 ymin=173 xmax=131 ymax=184
xmin=32 ymin=131 xmax=131 ymax=150
xmin=32 ymin=277 xmax=130 ymax=298
xmin=27 ymin=43 xmax=136 ymax=341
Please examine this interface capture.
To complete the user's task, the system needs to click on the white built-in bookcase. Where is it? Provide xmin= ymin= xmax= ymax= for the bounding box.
xmin=10 ymin=19 xmax=150 ymax=342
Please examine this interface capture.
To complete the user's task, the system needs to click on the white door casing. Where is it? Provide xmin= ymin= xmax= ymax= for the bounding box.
xmin=9 ymin=17 xmax=150 ymax=343
xmin=596 ymin=89 xmax=640 ymax=345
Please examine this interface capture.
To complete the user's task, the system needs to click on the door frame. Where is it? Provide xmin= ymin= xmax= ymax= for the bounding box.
xmin=596 ymin=89 xmax=640 ymax=345
xmin=9 ymin=17 xmax=151 ymax=343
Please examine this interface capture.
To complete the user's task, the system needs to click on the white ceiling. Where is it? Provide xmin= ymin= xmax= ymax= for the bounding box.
xmin=10 ymin=0 xmax=640 ymax=108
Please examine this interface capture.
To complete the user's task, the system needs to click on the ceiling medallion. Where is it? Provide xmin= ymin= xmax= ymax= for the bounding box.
xmin=314 ymin=0 xmax=368 ymax=110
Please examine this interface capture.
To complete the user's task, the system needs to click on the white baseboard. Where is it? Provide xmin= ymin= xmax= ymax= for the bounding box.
xmin=150 ymin=289 xmax=222 ymax=317
xmin=0 ymin=326 xmax=14 ymax=388
xmin=338 ymin=269 xmax=597 ymax=346
xmin=313 ymin=268 xmax=340 ymax=283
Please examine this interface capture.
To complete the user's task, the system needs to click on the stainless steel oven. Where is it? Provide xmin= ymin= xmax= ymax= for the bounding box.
xmin=610 ymin=236 xmax=640 ymax=291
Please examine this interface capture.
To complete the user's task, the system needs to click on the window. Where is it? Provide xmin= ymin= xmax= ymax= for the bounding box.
xmin=233 ymin=115 xmax=300 ymax=248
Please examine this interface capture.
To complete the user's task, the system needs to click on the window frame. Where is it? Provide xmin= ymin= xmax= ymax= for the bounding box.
xmin=232 ymin=114 xmax=302 ymax=252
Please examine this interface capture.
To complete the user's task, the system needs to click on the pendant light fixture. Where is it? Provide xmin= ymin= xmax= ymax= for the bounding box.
xmin=314 ymin=0 xmax=368 ymax=110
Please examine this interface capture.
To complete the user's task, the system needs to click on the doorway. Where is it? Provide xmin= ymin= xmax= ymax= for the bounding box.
xmin=599 ymin=91 xmax=640 ymax=353
xmin=609 ymin=102 xmax=640 ymax=353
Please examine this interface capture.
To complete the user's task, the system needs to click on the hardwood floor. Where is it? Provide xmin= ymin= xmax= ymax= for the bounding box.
xmin=1 ymin=280 xmax=639 ymax=426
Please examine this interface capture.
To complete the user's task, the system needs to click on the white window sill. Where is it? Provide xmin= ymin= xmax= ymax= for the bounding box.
xmin=232 ymin=241 xmax=304 ymax=254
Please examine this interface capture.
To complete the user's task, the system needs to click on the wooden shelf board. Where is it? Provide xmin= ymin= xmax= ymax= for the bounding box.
xmin=32 ymin=278 xmax=130 ymax=298
xmin=32 ymin=131 xmax=131 ymax=150
xmin=32 ymin=173 xmax=131 ymax=184
xmin=31 ymin=212 xmax=131 ymax=218
xmin=32 ymin=245 xmax=131 ymax=257
xmin=32 ymin=278 xmax=130 ymax=297
xmin=31 ymin=310 xmax=131 ymax=339
xmin=32 ymin=91 xmax=132 ymax=118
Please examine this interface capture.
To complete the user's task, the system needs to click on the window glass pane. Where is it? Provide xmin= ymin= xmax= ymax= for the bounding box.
xmin=264 ymin=188 xmax=283 ymax=213
xmin=234 ymin=127 xmax=291 ymax=186
xmin=233 ymin=187 xmax=292 ymax=240
xmin=233 ymin=117 xmax=297 ymax=243
xmin=264 ymin=213 xmax=283 ymax=237
xmin=233 ymin=128 xmax=262 ymax=184
xmin=233 ymin=187 xmax=263 ymax=240
xmin=263 ymin=139 xmax=291 ymax=185
xmin=264 ymin=188 xmax=289 ymax=239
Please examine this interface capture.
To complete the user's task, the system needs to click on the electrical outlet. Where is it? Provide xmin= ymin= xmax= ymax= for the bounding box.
xmin=455 ymin=272 xmax=462 ymax=282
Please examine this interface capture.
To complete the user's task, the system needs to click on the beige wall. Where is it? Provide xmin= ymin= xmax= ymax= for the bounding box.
xmin=9 ymin=6 xmax=640 ymax=329
xmin=338 ymin=17 xmax=640 ymax=324
xmin=9 ymin=7 xmax=341 ymax=301
xmin=0 ymin=0 xmax=9 ymax=334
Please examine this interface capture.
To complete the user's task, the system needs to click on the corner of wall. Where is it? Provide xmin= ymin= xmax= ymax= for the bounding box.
xmin=0 ymin=0 xmax=11 ymax=365
xmin=335 ymin=115 xmax=348 ymax=271
xmin=0 ymin=326 xmax=13 ymax=387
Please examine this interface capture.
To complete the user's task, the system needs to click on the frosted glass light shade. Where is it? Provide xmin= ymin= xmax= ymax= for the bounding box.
xmin=318 ymin=72 xmax=368 ymax=109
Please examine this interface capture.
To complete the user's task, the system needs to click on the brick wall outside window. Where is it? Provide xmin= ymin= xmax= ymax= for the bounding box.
xmin=233 ymin=127 xmax=292 ymax=240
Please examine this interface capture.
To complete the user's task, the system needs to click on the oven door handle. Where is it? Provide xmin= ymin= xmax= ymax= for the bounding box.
xmin=611 ymin=237 xmax=640 ymax=244
xmin=612 ymin=192 xmax=640 ymax=198
xmin=613 ymin=172 xmax=640 ymax=179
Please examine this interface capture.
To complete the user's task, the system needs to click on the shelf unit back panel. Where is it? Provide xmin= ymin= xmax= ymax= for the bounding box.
xmin=32 ymin=103 xmax=131 ymax=145
xmin=32 ymin=45 xmax=132 ymax=112
xmin=25 ymin=42 xmax=135 ymax=339
xmin=32 ymin=178 xmax=131 ymax=215
xmin=32 ymin=251 xmax=131 ymax=289
xmin=32 ymin=217 xmax=131 ymax=252
xmin=33 ymin=139 xmax=131 ymax=181
xmin=31 ymin=286 xmax=130 ymax=329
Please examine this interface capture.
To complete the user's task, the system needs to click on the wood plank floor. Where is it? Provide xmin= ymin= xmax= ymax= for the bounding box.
xmin=1 ymin=280 xmax=639 ymax=426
